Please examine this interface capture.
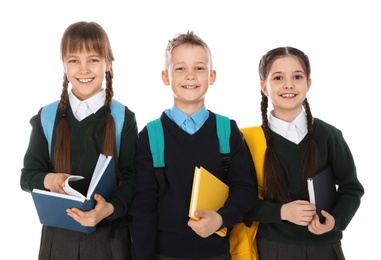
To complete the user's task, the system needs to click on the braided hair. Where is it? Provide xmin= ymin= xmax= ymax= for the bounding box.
xmin=258 ymin=47 xmax=319 ymax=202
xmin=53 ymin=21 xmax=119 ymax=180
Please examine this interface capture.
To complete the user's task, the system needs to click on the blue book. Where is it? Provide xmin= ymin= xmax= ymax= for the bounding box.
xmin=31 ymin=154 xmax=117 ymax=234
xmin=307 ymin=167 xmax=338 ymax=223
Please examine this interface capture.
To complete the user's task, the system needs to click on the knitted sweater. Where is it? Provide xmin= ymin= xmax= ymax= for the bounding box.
xmin=247 ymin=118 xmax=364 ymax=244
xmin=130 ymin=111 xmax=255 ymax=259
xmin=20 ymin=100 xmax=138 ymax=226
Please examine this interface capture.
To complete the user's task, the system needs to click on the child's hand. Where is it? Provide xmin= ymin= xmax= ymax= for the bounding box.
xmin=308 ymin=210 xmax=335 ymax=235
xmin=187 ymin=210 xmax=223 ymax=238
xmin=44 ymin=172 xmax=71 ymax=194
xmin=280 ymin=200 xmax=316 ymax=226
xmin=66 ymin=194 xmax=114 ymax=226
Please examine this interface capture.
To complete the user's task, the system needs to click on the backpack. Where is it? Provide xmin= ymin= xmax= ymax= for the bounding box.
xmin=229 ymin=126 xmax=266 ymax=260
xmin=40 ymin=99 xmax=125 ymax=158
xmin=146 ymin=114 xmax=231 ymax=196
xmin=146 ymin=114 xmax=266 ymax=260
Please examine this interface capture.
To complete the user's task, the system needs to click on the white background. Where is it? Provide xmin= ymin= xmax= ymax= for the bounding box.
xmin=1 ymin=0 xmax=378 ymax=259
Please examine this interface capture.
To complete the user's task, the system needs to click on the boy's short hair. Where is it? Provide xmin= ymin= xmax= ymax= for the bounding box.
xmin=164 ymin=30 xmax=213 ymax=70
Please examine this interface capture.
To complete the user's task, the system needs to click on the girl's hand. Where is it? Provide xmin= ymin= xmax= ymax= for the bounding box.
xmin=44 ymin=173 xmax=71 ymax=194
xmin=66 ymin=194 xmax=114 ymax=227
xmin=280 ymin=200 xmax=316 ymax=226
xmin=308 ymin=210 xmax=335 ymax=235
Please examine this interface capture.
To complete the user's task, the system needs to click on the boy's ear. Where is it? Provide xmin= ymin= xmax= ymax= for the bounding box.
xmin=162 ymin=70 xmax=170 ymax=86
xmin=209 ymin=70 xmax=216 ymax=85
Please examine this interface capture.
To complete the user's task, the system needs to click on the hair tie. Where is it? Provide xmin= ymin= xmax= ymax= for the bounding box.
xmin=60 ymin=110 xmax=67 ymax=118
xmin=104 ymin=106 xmax=111 ymax=115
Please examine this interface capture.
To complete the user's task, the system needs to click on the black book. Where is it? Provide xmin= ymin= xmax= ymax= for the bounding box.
xmin=307 ymin=167 xmax=338 ymax=223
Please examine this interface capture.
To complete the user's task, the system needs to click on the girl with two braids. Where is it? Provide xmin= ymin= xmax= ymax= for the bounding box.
xmin=246 ymin=47 xmax=364 ymax=260
xmin=21 ymin=21 xmax=138 ymax=260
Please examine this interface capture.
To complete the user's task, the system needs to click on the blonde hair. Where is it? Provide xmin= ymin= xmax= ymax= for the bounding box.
xmin=164 ymin=30 xmax=213 ymax=70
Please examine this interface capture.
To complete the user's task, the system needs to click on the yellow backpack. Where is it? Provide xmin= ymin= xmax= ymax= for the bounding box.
xmin=230 ymin=126 xmax=266 ymax=260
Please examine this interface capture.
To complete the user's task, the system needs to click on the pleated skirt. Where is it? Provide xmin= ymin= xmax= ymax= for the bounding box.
xmin=38 ymin=224 xmax=131 ymax=260
xmin=257 ymin=237 xmax=346 ymax=260
xmin=154 ymin=253 xmax=231 ymax=260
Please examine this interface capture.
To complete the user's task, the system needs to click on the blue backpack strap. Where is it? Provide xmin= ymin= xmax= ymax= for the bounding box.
xmin=146 ymin=115 xmax=231 ymax=196
xmin=41 ymin=100 xmax=59 ymax=159
xmin=216 ymin=114 xmax=231 ymax=174
xmin=110 ymin=99 xmax=125 ymax=156
xmin=41 ymin=99 xmax=125 ymax=159
xmin=146 ymin=119 xmax=165 ymax=168
xmin=216 ymin=114 xmax=231 ymax=154
xmin=146 ymin=118 xmax=166 ymax=195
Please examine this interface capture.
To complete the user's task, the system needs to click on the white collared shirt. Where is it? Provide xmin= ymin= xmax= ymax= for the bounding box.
xmin=69 ymin=89 xmax=106 ymax=121
xmin=268 ymin=110 xmax=308 ymax=144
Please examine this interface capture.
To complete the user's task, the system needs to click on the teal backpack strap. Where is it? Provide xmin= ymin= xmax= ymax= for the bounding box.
xmin=41 ymin=100 xmax=59 ymax=159
xmin=41 ymin=99 xmax=125 ymax=159
xmin=146 ymin=114 xmax=231 ymax=195
xmin=216 ymin=114 xmax=231 ymax=174
xmin=110 ymin=99 xmax=125 ymax=156
xmin=146 ymin=118 xmax=166 ymax=195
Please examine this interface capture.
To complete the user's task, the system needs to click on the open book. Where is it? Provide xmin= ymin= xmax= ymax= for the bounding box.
xmin=32 ymin=154 xmax=116 ymax=234
xmin=189 ymin=166 xmax=229 ymax=237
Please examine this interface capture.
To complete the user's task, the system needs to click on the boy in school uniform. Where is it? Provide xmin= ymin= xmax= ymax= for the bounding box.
xmin=129 ymin=31 xmax=255 ymax=260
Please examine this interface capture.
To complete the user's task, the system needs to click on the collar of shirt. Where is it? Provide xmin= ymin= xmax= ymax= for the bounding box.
xmin=164 ymin=105 xmax=209 ymax=132
xmin=268 ymin=110 xmax=308 ymax=144
xmin=69 ymin=89 xmax=106 ymax=118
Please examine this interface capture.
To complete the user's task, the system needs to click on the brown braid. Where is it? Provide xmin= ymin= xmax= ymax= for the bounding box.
xmin=260 ymin=90 xmax=291 ymax=202
xmin=54 ymin=74 xmax=71 ymax=173
xmin=258 ymin=47 xmax=319 ymax=202
xmin=301 ymin=98 xmax=319 ymax=197
xmin=103 ymin=68 xmax=122 ymax=182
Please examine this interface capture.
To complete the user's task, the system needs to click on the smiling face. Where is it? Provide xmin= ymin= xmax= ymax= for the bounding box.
xmin=261 ymin=55 xmax=311 ymax=122
xmin=63 ymin=50 xmax=110 ymax=101
xmin=162 ymin=44 xmax=216 ymax=115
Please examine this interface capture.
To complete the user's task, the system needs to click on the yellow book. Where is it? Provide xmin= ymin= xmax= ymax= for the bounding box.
xmin=189 ymin=166 xmax=229 ymax=237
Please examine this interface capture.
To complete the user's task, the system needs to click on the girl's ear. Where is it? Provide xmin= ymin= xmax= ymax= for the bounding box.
xmin=162 ymin=70 xmax=170 ymax=86
xmin=106 ymin=62 xmax=112 ymax=72
xmin=260 ymin=81 xmax=268 ymax=96
xmin=307 ymin=78 xmax=312 ymax=91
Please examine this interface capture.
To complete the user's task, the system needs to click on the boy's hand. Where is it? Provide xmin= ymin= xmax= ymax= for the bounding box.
xmin=187 ymin=210 xmax=223 ymax=238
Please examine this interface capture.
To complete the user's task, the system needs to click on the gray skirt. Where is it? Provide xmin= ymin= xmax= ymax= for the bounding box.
xmin=154 ymin=253 xmax=231 ymax=260
xmin=257 ymin=237 xmax=345 ymax=260
xmin=38 ymin=224 xmax=131 ymax=260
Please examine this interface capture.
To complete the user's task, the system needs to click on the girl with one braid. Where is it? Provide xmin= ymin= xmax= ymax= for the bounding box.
xmin=21 ymin=21 xmax=138 ymax=260
xmin=245 ymin=47 xmax=364 ymax=260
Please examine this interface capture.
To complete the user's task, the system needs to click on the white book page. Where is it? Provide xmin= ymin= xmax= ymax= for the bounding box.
xmin=33 ymin=188 xmax=85 ymax=202
xmin=63 ymin=175 xmax=86 ymax=199
xmin=307 ymin=178 xmax=316 ymax=205
xmin=87 ymin=154 xmax=111 ymax=199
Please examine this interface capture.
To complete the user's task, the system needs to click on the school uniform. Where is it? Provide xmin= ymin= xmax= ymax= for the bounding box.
xmin=246 ymin=111 xmax=364 ymax=260
xmin=130 ymin=107 xmax=255 ymax=260
xmin=21 ymin=90 xmax=138 ymax=260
